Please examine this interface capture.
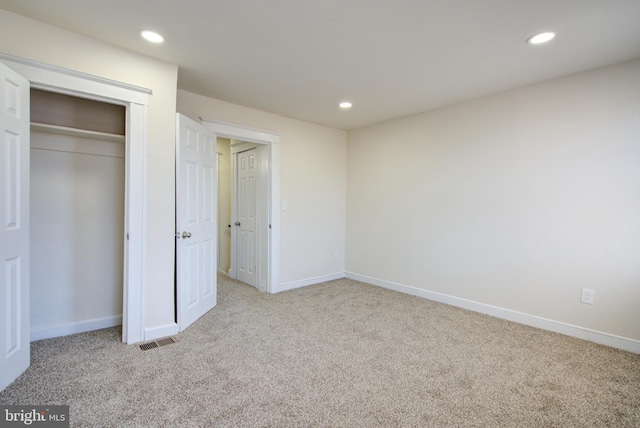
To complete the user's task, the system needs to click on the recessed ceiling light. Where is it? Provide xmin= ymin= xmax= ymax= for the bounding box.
xmin=339 ymin=101 xmax=352 ymax=109
xmin=527 ymin=31 xmax=556 ymax=45
xmin=140 ymin=30 xmax=164 ymax=44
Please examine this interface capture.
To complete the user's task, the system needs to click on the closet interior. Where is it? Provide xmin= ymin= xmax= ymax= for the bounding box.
xmin=30 ymin=88 xmax=126 ymax=340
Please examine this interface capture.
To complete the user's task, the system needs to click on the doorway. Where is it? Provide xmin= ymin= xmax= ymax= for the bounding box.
xmin=0 ymin=53 xmax=150 ymax=344
xmin=216 ymin=138 xmax=268 ymax=291
xmin=203 ymin=119 xmax=280 ymax=293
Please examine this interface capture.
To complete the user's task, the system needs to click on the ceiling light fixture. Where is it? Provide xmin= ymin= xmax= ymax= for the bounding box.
xmin=339 ymin=101 xmax=352 ymax=109
xmin=140 ymin=30 xmax=164 ymax=44
xmin=526 ymin=31 xmax=556 ymax=45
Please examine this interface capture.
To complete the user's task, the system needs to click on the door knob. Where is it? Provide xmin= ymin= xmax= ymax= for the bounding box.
xmin=181 ymin=231 xmax=192 ymax=239
xmin=235 ymin=222 xmax=241 ymax=226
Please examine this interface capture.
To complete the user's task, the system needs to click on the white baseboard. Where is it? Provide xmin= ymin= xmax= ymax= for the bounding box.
xmin=30 ymin=315 xmax=122 ymax=342
xmin=346 ymin=272 xmax=640 ymax=354
xmin=278 ymin=272 xmax=346 ymax=293
xmin=144 ymin=323 xmax=178 ymax=342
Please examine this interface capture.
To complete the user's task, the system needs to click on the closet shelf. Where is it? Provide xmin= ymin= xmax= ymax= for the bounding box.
xmin=31 ymin=122 xmax=125 ymax=143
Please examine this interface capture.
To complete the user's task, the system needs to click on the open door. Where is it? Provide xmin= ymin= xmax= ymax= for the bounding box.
xmin=236 ymin=147 xmax=258 ymax=288
xmin=0 ymin=62 xmax=30 ymax=390
xmin=176 ymin=114 xmax=217 ymax=331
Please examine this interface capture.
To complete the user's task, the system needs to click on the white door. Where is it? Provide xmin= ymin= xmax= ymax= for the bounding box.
xmin=0 ymin=62 xmax=30 ymax=391
xmin=236 ymin=148 xmax=258 ymax=288
xmin=176 ymin=114 xmax=217 ymax=331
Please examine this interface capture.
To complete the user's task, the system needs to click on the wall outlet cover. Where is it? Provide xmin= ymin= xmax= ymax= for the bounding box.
xmin=581 ymin=288 xmax=595 ymax=305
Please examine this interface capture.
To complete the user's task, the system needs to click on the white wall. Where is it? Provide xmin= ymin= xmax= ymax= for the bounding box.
xmin=0 ymin=10 xmax=179 ymax=332
xmin=347 ymin=59 xmax=640 ymax=342
xmin=178 ymin=90 xmax=347 ymax=285
xmin=30 ymin=131 xmax=124 ymax=335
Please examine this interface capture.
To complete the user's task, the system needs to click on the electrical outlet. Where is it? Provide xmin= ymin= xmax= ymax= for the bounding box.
xmin=581 ymin=288 xmax=595 ymax=305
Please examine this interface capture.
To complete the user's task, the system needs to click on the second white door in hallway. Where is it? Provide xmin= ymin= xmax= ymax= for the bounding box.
xmin=236 ymin=148 xmax=257 ymax=288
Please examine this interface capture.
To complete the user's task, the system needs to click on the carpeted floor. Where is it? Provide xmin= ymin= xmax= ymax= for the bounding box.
xmin=1 ymin=275 xmax=639 ymax=427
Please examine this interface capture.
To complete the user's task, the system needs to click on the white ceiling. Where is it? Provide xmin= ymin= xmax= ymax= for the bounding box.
xmin=1 ymin=0 xmax=640 ymax=130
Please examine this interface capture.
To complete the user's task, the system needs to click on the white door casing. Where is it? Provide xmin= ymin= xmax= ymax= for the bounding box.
xmin=237 ymin=148 xmax=258 ymax=288
xmin=255 ymin=144 xmax=270 ymax=291
xmin=176 ymin=113 xmax=217 ymax=331
xmin=0 ymin=62 xmax=30 ymax=391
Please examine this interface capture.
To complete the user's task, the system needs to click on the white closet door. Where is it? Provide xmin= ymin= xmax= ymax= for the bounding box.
xmin=0 ymin=61 xmax=30 ymax=391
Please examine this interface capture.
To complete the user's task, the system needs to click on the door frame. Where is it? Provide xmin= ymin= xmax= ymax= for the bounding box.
xmin=201 ymin=119 xmax=280 ymax=293
xmin=0 ymin=54 xmax=150 ymax=344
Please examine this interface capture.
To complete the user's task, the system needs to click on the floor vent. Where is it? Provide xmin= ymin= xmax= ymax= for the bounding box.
xmin=156 ymin=337 xmax=177 ymax=347
xmin=139 ymin=336 xmax=177 ymax=351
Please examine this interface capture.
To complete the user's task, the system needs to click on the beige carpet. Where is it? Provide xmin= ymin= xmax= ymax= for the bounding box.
xmin=1 ymin=275 xmax=639 ymax=427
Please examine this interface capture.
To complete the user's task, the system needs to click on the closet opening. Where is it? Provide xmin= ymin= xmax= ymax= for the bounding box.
xmin=29 ymin=88 xmax=126 ymax=341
